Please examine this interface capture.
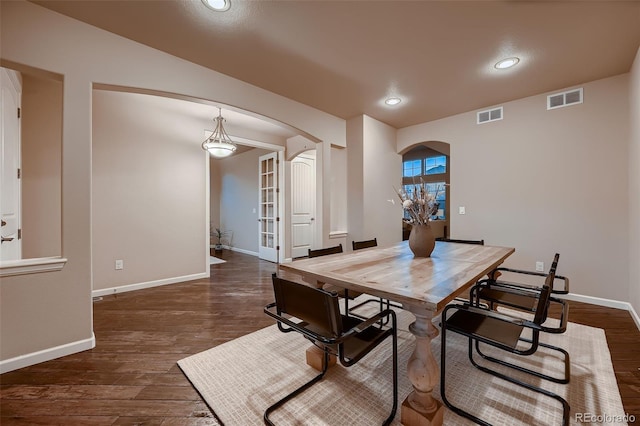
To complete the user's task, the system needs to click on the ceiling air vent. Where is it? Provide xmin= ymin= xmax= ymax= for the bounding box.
xmin=547 ymin=88 xmax=583 ymax=110
xmin=477 ymin=106 xmax=503 ymax=124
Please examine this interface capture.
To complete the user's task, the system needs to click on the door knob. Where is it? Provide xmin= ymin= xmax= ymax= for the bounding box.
xmin=1 ymin=236 xmax=15 ymax=243
xmin=1 ymin=220 xmax=6 ymax=227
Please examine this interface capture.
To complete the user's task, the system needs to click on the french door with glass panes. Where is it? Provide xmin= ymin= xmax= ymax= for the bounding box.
xmin=258 ymin=152 xmax=280 ymax=262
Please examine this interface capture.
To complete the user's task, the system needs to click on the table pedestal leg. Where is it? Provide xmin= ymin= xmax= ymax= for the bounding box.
xmin=401 ymin=309 xmax=444 ymax=426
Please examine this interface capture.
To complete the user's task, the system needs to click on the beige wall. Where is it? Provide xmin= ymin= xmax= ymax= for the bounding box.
xmin=0 ymin=0 xmax=345 ymax=369
xmin=399 ymin=74 xmax=630 ymax=302
xmin=21 ymin=74 xmax=62 ymax=258
xmin=629 ymin=46 xmax=640 ymax=315
xmin=347 ymin=115 xmax=402 ymax=248
xmin=363 ymin=116 xmax=403 ymax=247
xmin=92 ymin=90 xmax=207 ymax=291
xmin=217 ymin=148 xmax=271 ymax=254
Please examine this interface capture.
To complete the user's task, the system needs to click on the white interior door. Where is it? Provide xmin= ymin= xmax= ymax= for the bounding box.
xmin=1 ymin=67 xmax=22 ymax=261
xmin=258 ymin=152 xmax=279 ymax=262
xmin=291 ymin=152 xmax=315 ymax=258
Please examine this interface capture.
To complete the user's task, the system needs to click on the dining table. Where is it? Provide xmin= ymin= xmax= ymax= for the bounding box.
xmin=278 ymin=240 xmax=515 ymax=426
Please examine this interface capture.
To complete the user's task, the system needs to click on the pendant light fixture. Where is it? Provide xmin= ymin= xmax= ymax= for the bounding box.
xmin=202 ymin=108 xmax=237 ymax=158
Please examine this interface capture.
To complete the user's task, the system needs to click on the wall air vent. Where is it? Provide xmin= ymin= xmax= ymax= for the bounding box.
xmin=547 ymin=88 xmax=583 ymax=110
xmin=477 ymin=106 xmax=503 ymax=124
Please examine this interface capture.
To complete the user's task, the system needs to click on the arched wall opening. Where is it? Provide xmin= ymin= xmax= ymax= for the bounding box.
xmin=399 ymin=140 xmax=451 ymax=240
xmin=90 ymin=86 xmax=319 ymax=294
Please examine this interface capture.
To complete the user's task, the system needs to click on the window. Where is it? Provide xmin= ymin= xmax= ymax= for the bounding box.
xmin=402 ymin=154 xmax=448 ymax=220
xmin=425 ymin=155 xmax=446 ymax=175
xmin=401 ymin=182 xmax=446 ymax=221
xmin=427 ymin=182 xmax=446 ymax=220
xmin=403 ymin=159 xmax=422 ymax=177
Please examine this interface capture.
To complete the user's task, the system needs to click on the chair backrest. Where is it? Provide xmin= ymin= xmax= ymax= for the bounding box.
xmin=271 ymin=274 xmax=342 ymax=337
xmin=308 ymin=244 xmax=343 ymax=258
xmin=532 ymin=253 xmax=560 ymax=325
xmin=352 ymin=238 xmax=377 ymax=251
xmin=435 ymin=237 xmax=484 ymax=245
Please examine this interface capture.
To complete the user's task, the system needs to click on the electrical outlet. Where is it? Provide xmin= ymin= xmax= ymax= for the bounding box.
xmin=535 ymin=261 xmax=544 ymax=272
xmin=115 ymin=259 xmax=124 ymax=270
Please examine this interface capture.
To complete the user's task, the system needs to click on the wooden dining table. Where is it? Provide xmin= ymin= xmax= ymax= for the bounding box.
xmin=278 ymin=240 xmax=515 ymax=426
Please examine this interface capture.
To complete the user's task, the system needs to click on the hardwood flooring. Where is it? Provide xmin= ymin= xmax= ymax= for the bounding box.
xmin=1 ymin=251 xmax=639 ymax=424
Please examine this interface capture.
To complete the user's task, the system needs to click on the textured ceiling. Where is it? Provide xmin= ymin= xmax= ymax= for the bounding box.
xmin=31 ymin=0 xmax=640 ymax=129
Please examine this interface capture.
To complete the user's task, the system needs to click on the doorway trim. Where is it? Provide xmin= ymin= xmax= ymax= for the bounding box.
xmin=290 ymin=150 xmax=316 ymax=259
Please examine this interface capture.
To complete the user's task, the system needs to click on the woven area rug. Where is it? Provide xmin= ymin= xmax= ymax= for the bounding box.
xmin=178 ymin=301 xmax=627 ymax=425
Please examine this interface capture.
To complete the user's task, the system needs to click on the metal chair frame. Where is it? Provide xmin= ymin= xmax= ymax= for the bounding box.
xmin=263 ymin=274 xmax=398 ymax=426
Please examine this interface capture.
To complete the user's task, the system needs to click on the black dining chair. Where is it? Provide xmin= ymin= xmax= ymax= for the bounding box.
xmin=435 ymin=237 xmax=485 ymax=245
xmin=469 ymin=253 xmax=571 ymax=384
xmin=472 ymin=253 xmax=570 ymax=310
xmin=352 ymin=238 xmax=378 ymax=250
xmin=348 ymin=238 xmax=402 ymax=323
xmin=435 ymin=237 xmax=486 ymax=304
xmin=308 ymin=244 xmax=363 ymax=311
xmin=440 ymin=253 xmax=570 ymax=425
xmin=264 ymin=274 xmax=398 ymax=425
xmin=308 ymin=244 xmax=344 ymax=258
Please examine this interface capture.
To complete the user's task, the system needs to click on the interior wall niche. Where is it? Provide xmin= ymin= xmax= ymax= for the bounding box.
xmin=1 ymin=61 xmax=63 ymax=263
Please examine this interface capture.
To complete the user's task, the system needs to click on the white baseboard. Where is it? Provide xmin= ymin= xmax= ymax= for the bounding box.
xmin=0 ymin=334 xmax=95 ymax=374
xmin=560 ymin=293 xmax=640 ymax=330
xmin=92 ymin=272 xmax=209 ymax=297
xmin=631 ymin=305 xmax=640 ymax=330
xmin=227 ymin=246 xmax=259 ymax=257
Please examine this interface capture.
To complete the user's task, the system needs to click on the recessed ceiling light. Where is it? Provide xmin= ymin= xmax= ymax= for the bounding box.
xmin=385 ymin=97 xmax=402 ymax=106
xmin=202 ymin=0 xmax=231 ymax=12
xmin=495 ymin=57 xmax=520 ymax=69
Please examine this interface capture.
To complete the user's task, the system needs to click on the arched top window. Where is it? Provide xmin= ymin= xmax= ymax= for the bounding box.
xmin=402 ymin=148 xmax=448 ymax=221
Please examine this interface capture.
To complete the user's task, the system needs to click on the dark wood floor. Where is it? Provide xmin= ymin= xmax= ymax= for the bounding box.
xmin=1 ymin=250 xmax=639 ymax=425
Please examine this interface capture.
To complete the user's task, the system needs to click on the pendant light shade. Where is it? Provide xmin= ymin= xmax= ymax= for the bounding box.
xmin=202 ymin=108 xmax=237 ymax=158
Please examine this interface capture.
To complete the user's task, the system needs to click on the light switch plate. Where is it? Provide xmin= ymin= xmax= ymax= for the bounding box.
xmin=458 ymin=206 xmax=466 ymax=215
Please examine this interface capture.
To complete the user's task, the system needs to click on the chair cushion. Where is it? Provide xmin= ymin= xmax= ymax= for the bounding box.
xmin=341 ymin=315 xmax=393 ymax=362
xmin=477 ymin=286 xmax=538 ymax=311
xmin=445 ymin=309 xmax=523 ymax=349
